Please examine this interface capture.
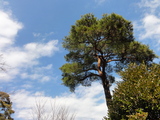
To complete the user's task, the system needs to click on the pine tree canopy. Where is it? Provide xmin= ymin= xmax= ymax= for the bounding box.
xmin=60 ymin=13 xmax=157 ymax=108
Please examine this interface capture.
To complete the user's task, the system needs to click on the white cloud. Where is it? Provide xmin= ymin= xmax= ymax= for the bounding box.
xmin=11 ymin=82 xmax=107 ymax=120
xmin=139 ymin=14 xmax=160 ymax=40
xmin=135 ymin=0 xmax=160 ymax=49
xmin=0 ymin=40 xmax=58 ymax=82
xmin=0 ymin=11 xmax=21 ymax=37
xmin=0 ymin=10 xmax=23 ymax=48
xmin=24 ymin=40 xmax=58 ymax=58
xmin=20 ymin=64 xmax=54 ymax=83
xmin=0 ymin=8 xmax=59 ymax=82
xmin=34 ymin=91 xmax=45 ymax=96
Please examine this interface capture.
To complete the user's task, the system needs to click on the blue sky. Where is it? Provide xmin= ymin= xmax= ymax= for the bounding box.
xmin=0 ymin=0 xmax=160 ymax=120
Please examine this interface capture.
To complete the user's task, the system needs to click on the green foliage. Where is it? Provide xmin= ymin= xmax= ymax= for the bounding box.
xmin=127 ymin=109 xmax=148 ymax=120
xmin=109 ymin=63 xmax=160 ymax=120
xmin=60 ymin=13 xmax=157 ymax=110
xmin=0 ymin=92 xmax=14 ymax=120
xmin=61 ymin=13 xmax=156 ymax=91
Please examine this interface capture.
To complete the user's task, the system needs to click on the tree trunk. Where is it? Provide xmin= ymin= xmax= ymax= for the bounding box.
xmin=101 ymin=75 xmax=112 ymax=111
xmin=97 ymin=56 xmax=112 ymax=111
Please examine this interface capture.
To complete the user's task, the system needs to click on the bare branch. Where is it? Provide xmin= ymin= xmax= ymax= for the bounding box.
xmin=31 ymin=98 xmax=76 ymax=120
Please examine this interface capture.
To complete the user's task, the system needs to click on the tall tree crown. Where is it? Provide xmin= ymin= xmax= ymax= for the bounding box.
xmin=60 ymin=13 xmax=157 ymax=91
xmin=63 ymin=13 xmax=134 ymax=56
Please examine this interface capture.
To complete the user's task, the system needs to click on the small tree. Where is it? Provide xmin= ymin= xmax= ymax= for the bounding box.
xmin=109 ymin=63 xmax=160 ymax=120
xmin=0 ymin=91 xmax=14 ymax=120
xmin=31 ymin=99 xmax=76 ymax=120
xmin=60 ymin=13 xmax=157 ymax=110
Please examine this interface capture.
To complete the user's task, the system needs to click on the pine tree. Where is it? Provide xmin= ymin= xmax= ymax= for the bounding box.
xmin=60 ymin=13 xmax=157 ymax=109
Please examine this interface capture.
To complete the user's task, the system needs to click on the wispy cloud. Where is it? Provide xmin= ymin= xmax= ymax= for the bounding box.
xmin=33 ymin=33 xmax=41 ymax=37
xmin=20 ymin=64 xmax=54 ymax=83
xmin=138 ymin=0 xmax=160 ymax=13
xmin=0 ymin=0 xmax=9 ymax=9
xmin=94 ymin=0 xmax=106 ymax=5
xmin=32 ymin=32 xmax=54 ymax=41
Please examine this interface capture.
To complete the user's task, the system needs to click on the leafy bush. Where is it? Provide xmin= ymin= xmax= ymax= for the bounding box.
xmin=109 ymin=63 xmax=160 ymax=120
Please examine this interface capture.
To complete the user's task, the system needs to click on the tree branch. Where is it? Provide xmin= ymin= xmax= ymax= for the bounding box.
xmin=79 ymin=73 xmax=100 ymax=81
xmin=107 ymin=59 xmax=121 ymax=63
xmin=83 ymin=68 xmax=97 ymax=72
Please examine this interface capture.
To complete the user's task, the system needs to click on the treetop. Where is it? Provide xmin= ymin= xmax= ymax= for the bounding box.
xmin=60 ymin=13 xmax=157 ymax=92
